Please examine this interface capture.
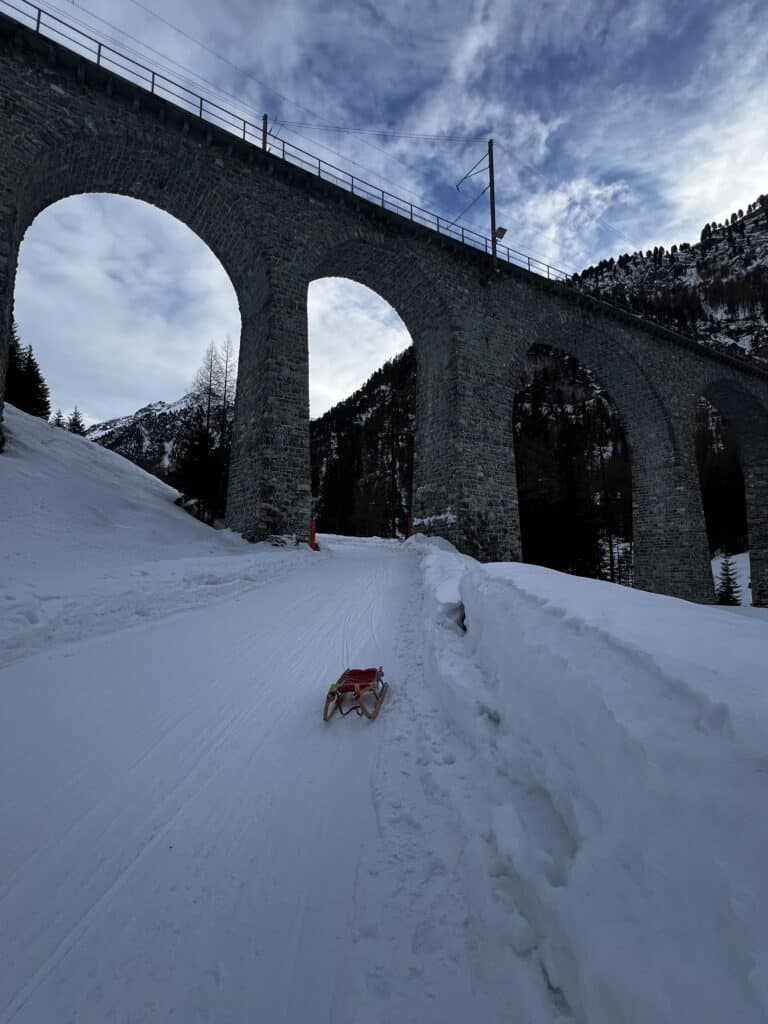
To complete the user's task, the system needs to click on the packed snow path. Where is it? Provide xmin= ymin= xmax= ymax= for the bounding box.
xmin=4 ymin=408 xmax=768 ymax=1023
xmin=0 ymin=536 xmax=550 ymax=1023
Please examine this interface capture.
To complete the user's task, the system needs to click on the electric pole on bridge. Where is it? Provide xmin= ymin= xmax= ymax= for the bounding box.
xmin=454 ymin=139 xmax=505 ymax=275
xmin=488 ymin=138 xmax=498 ymax=271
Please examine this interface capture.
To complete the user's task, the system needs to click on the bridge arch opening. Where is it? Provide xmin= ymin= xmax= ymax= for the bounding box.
xmin=10 ymin=194 xmax=241 ymax=519
xmin=696 ymin=381 xmax=768 ymax=606
xmin=307 ymin=277 xmax=413 ymax=538
xmin=14 ymin=193 xmax=241 ymax=426
xmin=513 ymin=344 xmax=634 ymax=583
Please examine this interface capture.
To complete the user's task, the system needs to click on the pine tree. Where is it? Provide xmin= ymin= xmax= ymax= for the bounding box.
xmin=716 ymin=554 xmax=741 ymax=605
xmin=22 ymin=346 xmax=51 ymax=419
xmin=51 ymin=408 xmax=66 ymax=427
xmin=67 ymin=406 xmax=86 ymax=435
xmin=5 ymin=324 xmax=51 ymax=420
xmin=169 ymin=412 xmax=226 ymax=525
xmin=5 ymin=319 xmax=23 ymax=403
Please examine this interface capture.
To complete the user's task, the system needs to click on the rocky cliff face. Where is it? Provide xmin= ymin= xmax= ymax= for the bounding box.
xmin=88 ymin=395 xmax=234 ymax=483
xmin=573 ymin=194 xmax=768 ymax=359
xmin=86 ymin=395 xmax=204 ymax=481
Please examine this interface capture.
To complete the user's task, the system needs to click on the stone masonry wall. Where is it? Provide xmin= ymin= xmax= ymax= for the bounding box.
xmin=1 ymin=13 xmax=767 ymax=603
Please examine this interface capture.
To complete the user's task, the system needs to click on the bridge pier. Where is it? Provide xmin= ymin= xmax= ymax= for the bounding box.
xmin=226 ymin=277 xmax=312 ymax=542
xmin=451 ymin=337 xmax=520 ymax=562
xmin=0 ymin=201 xmax=20 ymax=451
xmin=740 ymin=434 xmax=768 ymax=608
xmin=701 ymin=382 xmax=768 ymax=608
xmin=632 ymin=433 xmax=715 ymax=603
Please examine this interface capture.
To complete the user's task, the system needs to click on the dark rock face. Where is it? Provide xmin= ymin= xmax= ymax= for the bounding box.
xmin=574 ymin=198 xmax=768 ymax=360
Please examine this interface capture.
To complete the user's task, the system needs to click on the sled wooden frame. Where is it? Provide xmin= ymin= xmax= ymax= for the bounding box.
xmin=323 ymin=667 xmax=389 ymax=722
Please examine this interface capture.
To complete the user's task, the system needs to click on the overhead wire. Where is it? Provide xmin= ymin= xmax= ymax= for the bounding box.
xmin=111 ymin=0 xmax=467 ymax=193
xmin=55 ymin=2 xmax=263 ymax=123
xmin=58 ymin=0 xmax=428 ymax=200
xmin=455 ymin=150 xmax=489 ymax=190
xmin=271 ymin=121 xmax=488 ymax=144
xmin=445 ymin=184 xmax=490 ymax=229
xmin=49 ymin=0 xmax=597 ymax=270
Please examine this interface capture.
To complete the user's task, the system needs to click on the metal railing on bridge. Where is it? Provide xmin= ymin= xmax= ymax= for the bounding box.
xmin=0 ymin=0 xmax=572 ymax=283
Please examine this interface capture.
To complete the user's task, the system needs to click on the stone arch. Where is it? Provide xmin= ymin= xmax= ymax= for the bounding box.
xmin=306 ymin=276 xmax=412 ymax=536
xmin=698 ymin=378 xmax=768 ymax=606
xmin=304 ymin=233 xmax=457 ymax=342
xmin=0 ymin=133 xmax=272 ymax=534
xmin=512 ymin=342 xmax=634 ymax=583
xmin=14 ymin=191 xmax=241 ymax=422
xmin=491 ymin=288 xmax=714 ymax=600
xmin=299 ymin=235 xmax=463 ymax=547
xmin=9 ymin=135 xmax=262 ymax=303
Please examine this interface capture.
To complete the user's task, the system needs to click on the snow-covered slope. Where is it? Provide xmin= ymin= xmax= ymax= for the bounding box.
xmin=3 ymin=404 xmax=228 ymax=568
xmin=3 ymin=405 xmax=768 ymax=1023
xmin=414 ymin=538 xmax=768 ymax=1022
xmin=0 ymin=405 xmax=307 ymax=664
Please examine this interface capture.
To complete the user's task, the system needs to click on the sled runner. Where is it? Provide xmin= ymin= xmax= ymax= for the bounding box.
xmin=323 ymin=667 xmax=389 ymax=722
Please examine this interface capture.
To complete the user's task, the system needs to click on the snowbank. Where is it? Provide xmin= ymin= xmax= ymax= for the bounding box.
xmin=0 ymin=406 xmax=314 ymax=663
xmin=411 ymin=536 xmax=768 ymax=1023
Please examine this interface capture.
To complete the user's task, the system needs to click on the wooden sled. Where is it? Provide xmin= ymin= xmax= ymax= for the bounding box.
xmin=323 ymin=667 xmax=389 ymax=722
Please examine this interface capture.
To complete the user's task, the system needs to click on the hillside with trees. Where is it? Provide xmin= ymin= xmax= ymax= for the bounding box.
xmin=86 ymin=339 xmax=236 ymax=524
xmin=573 ymin=194 xmax=768 ymax=359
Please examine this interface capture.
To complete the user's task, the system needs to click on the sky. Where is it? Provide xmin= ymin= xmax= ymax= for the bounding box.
xmin=10 ymin=0 xmax=768 ymax=423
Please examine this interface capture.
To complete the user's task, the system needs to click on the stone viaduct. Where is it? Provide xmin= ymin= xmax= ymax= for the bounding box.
xmin=1 ymin=10 xmax=767 ymax=605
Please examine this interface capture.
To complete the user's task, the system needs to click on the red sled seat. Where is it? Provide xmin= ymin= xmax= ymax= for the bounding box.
xmin=337 ymin=668 xmax=380 ymax=692
xmin=324 ymin=667 xmax=389 ymax=721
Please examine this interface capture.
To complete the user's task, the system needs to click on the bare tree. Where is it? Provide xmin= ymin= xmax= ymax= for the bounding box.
xmin=193 ymin=341 xmax=223 ymax=434
xmin=219 ymin=334 xmax=237 ymax=435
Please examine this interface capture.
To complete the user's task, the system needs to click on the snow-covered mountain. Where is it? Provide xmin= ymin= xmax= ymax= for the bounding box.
xmin=85 ymin=393 xmax=204 ymax=481
xmin=574 ymin=194 xmax=768 ymax=358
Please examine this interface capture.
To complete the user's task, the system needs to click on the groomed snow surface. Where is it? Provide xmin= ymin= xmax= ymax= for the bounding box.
xmin=2 ymin=405 xmax=768 ymax=1023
